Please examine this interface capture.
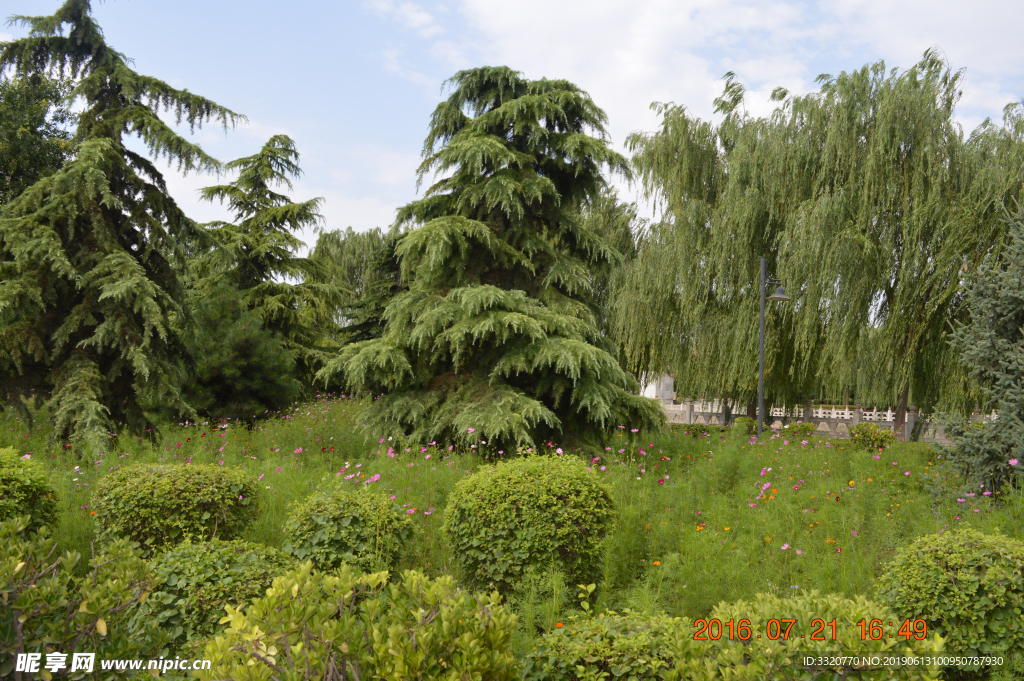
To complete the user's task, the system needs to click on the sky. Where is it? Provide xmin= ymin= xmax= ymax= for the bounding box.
xmin=4 ymin=0 xmax=1024 ymax=251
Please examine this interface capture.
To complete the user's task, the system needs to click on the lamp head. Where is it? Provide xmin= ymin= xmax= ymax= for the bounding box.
xmin=767 ymin=286 xmax=791 ymax=302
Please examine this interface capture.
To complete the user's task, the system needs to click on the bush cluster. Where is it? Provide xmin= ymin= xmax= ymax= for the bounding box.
xmin=876 ymin=529 xmax=1024 ymax=659
xmin=849 ymin=422 xmax=898 ymax=450
xmin=0 ymin=447 xmax=58 ymax=533
xmin=282 ymin=484 xmax=413 ymax=572
xmin=521 ymin=611 xmax=681 ymax=680
xmin=93 ymin=464 xmax=259 ymax=554
xmin=780 ymin=421 xmax=818 ymax=438
xmin=143 ymin=540 xmax=295 ymax=656
xmin=0 ymin=516 xmax=167 ymax=676
xmin=443 ymin=455 xmax=616 ymax=593
xmin=196 ymin=562 xmax=520 ymax=681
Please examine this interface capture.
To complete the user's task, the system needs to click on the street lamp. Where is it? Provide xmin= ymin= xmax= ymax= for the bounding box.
xmin=758 ymin=257 xmax=790 ymax=441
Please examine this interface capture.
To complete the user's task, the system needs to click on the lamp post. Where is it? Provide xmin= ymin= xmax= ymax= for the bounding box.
xmin=758 ymin=257 xmax=790 ymax=441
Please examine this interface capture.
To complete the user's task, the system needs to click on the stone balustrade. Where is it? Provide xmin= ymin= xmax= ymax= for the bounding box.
xmin=658 ymin=399 xmax=996 ymax=445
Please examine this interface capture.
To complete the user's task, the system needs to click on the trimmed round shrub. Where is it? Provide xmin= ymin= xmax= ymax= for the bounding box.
xmin=0 ymin=447 xmax=58 ymax=533
xmin=521 ymin=611 xmax=681 ymax=681
xmin=876 ymin=528 xmax=1024 ymax=656
xmin=850 ymin=421 xmax=898 ymax=450
xmin=196 ymin=563 xmax=519 ymax=681
xmin=143 ymin=539 xmax=295 ymax=655
xmin=93 ymin=464 xmax=259 ymax=554
xmin=443 ymin=455 xmax=616 ymax=594
xmin=282 ymin=485 xmax=412 ymax=572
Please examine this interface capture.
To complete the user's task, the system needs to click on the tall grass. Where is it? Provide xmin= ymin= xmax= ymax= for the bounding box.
xmin=4 ymin=396 xmax=1024 ymax=626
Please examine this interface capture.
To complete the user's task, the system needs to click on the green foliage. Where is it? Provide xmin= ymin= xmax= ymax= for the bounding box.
xmin=311 ymin=226 xmax=404 ymax=348
xmin=521 ymin=611 xmax=681 ymax=681
xmin=877 ymin=528 xmax=1024 ymax=657
xmin=850 ymin=422 xmax=898 ymax=450
xmin=281 ymin=483 xmax=413 ymax=572
xmin=732 ymin=416 xmax=757 ymax=436
xmin=316 ymin=66 xmax=665 ymax=451
xmin=615 ymin=51 xmax=1024 ymax=420
xmin=93 ymin=464 xmax=259 ymax=554
xmin=0 ymin=516 xmax=168 ymax=677
xmin=939 ymin=208 xmax=1024 ymax=491
xmin=0 ymin=0 xmax=243 ymax=449
xmin=182 ymin=285 xmax=301 ymax=422
xmin=675 ymin=423 xmax=724 ymax=438
xmin=662 ymin=591 xmax=944 ymax=681
xmin=780 ymin=421 xmax=818 ymax=438
xmin=143 ymin=539 xmax=295 ymax=656
xmin=0 ymin=74 xmax=74 ymax=207
xmin=443 ymin=455 xmax=616 ymax=594
xmin=195 ymin=562 xmax=520 ymax=681
xmin=0 ymin=447 xmax=58 ymax=533
xmin=191 ymin=135 xmax=345 ymax=385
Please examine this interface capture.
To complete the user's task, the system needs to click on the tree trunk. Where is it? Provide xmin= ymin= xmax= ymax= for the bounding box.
xmin=893 ymin=386 xmax=909 ymax=441
xmin=746 ymin=397 xmax=757 ymax=418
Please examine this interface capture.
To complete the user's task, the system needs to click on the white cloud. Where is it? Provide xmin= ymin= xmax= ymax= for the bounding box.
xmin=0 ymin=32 xmax=14 ymax=43
xmin=382 ymin=48 xmax=436 ymax=86
xmin=451 ymin=0 xmax=1024 ymax=217
xmin=367 ymin=0 xmax=444 ymax=37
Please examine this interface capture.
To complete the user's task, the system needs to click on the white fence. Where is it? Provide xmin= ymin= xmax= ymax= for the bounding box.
xmin=643 ymin=376 xmax=996 ymax=444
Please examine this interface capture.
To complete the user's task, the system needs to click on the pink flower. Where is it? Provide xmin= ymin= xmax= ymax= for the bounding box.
xmin=275 ymin=467 xmax=282 ymax=473
xmin=556 ymin=448 xmax=563 ymax=454
xmin=448 ymin=445 xmax=453 ymax=451
xmin=218 ymin=460 xmax=224 ymax=465
xmin=850 ymin=530 xmax=857 ymax=537
xmin=600 ymin=465 xmax=606 ymax=471
xmin=783 ymin=440 xmax=789 ymax=445
xmin=379 ymin=438 xmax=385 ymax=444
xmin=631 ymin=428 xmax=639 ymax=433
xmin=658 ymin=479 xmax=665 ymax=485
xmin=467 ymin=427 xmax=475 ymax=433
xmin=425 ymin=454 xmax=431 ymax=459
xmin=795 ymin=549 xmax=803 ymax=555
xmin=793 ymin=485 xmax=800 ymax=490
xmin=781 ymin=544 xmax=789 ymax=550
xmin=904 ymin=471 xmax=910 ymax=476
xmin=1010 ymin=459 xmax=1019 ymax=466
xmin=406 ymin=509 xmax=416 ymax=514
xmin=873 ymin=455 xmax=880 ymax=459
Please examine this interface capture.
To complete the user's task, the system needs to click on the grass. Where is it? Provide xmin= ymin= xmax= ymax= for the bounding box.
xmin=4 ymin=394 xmax=1024 ymax=630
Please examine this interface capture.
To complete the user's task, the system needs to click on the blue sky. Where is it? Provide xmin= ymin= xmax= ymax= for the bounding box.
xmin=5 ymin=0 xmax=1024 ymax=250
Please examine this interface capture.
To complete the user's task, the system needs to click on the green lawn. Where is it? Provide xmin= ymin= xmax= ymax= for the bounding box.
xmin=5 ymin=395 xmax=1023 ymax=632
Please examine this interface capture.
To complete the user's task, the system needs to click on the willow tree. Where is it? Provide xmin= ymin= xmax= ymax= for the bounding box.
xmin=316 ymin=66 xmax=664 ymax=450
xmin=616 ymin=51 xmax=1024 ymax=430
xmin=0 ymin=0 xmax=242 ymax=447
xmin=310 ymin=226 xmax=404 ymax=345
xmin=189 ymin=135 xmax=343 ymax=384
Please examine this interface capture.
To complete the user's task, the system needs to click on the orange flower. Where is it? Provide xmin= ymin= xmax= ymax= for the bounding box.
xmin=555 ymin=622 xmax=564 ymax=628
xmin=771 ymin=488 xmax=777 ymax=493
xmin=653 ymin=560 xmax=661 ymax=565
xmin=89 ymin=511 xmax=96 ymax=515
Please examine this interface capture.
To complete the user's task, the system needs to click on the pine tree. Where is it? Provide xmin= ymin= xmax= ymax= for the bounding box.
xmin=181 ymin=285 xmax=301 ymax=423
xmin=941 ymin=208 xmax=1024 ymax=491
xmin=190 ymin=135 xmax=344 ymax=384
xmin=316 ymin=67 xmax=664 ymax=451
xmin=0 ymin=0 xmax=242 ymax=447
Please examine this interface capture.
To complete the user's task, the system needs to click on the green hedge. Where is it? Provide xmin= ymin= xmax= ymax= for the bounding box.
xmin=850 ymin=422 xmax=898 ymax=450
xmin=780 ymin=421 xmax=818 ymax=438
xmin=196 ymin=563 xmax=519 ymax=681
xmin=282 ymin=485 xmax=412 ymax=572
xmin=524 ymin=591 xmax=944 ymax=681
xmin=876 ymin=529 xmax=1024 ymax=659
xmin=0 ymin=447 xmax=58 ymax=533
xmin=143 ymin=540 xmax=295 ymax=656
xmin=521 ymin=611 xmax=680 ymax=680
xmin=443 ymin=455 xmax=615 ymax=594
xmin=0 ymin=516 xmax=167 ymax=676
xmin=93 ymin=464 xmax=259 ymax=554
